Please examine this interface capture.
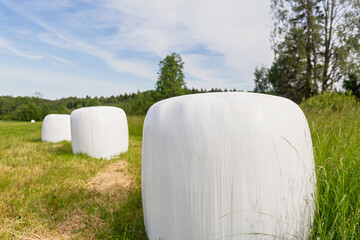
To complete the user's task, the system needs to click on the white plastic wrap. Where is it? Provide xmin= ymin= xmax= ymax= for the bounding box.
xmin=71 ymin=106 xmax=128 ymax=159
xmin=142 ymin=92 xmax=316 ymax=240
xmin=41 ymin=114 xmax=71 ymax=143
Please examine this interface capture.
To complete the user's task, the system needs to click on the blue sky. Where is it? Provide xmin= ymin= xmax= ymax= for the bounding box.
xmin=0 ymin=0 xmax=273 ymax=99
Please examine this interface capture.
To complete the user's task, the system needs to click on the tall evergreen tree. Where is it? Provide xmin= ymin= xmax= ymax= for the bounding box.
xmin=155 ymin=52 xmax=186 ymax=100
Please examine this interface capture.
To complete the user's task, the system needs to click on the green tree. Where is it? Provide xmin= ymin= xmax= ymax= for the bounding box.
xmin=14 ymin=102 xmax=42 ymax=121
xmin=155 ymin=52 xmax=186 ymax=100
xmin=343 ymin=72 xmax=360 ymax=99
xmin=55 ymin=104 xmax=69 ymax=114
xmin=256 ymin=0 xmax=360 ymax=101
xmin=86 ymin=97 xmax=101 ymax=107
xmin=253 ymin=65 xmax=271 ymax=93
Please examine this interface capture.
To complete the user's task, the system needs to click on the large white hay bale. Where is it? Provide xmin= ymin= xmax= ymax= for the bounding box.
xmin=71 ymin=106 xmax=128 ymax=159
xmin=41 ymin=114 xmax=71 ymax=143
xmin=30 ymin=120 xmax=35 ymax=123
xmin=142 ymin=92 xmax=316 ymax=240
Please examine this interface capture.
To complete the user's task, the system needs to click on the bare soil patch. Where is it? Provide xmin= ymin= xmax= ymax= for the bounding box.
xmin=86 ymin=159 xmax=133 ymax=194
xmin=34 ymin=159 xmax=133 ymax=239
xmin=0 ymin=163 xmax=13 ymax=172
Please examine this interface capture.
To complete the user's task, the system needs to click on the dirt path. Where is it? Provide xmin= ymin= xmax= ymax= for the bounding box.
xmin=86 ymin=159 xmax=133 ymax=194
xmin=41 ymin=159 xmax=133 ymax=240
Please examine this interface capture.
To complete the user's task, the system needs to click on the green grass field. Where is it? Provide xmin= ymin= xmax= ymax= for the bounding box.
xmin=0 ymin=116 xmax=147 ymax=239
xmin=301 ymin=93 xmax=360 ymax=239
xmin=0 ymin=93 xmax=359 ymax=239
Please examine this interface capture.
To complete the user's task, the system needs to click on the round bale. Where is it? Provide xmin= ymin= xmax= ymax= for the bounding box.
xmin=71 ymin=106 xmax=128 ymax=159
xmin=142 ymin=92 xmax=316 ymax=240
xmin=41 ymin=114 xmax=71 ymax=143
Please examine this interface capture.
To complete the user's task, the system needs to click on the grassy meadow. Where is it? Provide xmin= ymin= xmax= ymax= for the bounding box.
xmin=0 ymin=92 xmax=359 ymax=239
xmin=0 ymin=116 xmax=146 ymax=239
xmin=301 ymin=93 xmax=360 ymax=239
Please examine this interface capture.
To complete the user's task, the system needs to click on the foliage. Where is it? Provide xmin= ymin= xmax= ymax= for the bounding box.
xmin=155 ymin=52 xmax=186 ymax=100
xmin=0 ymin=93 xmax=154 ymax=121
xmin=86 ymin=96 xmax=101 ymax=107
xmin=0 ymin=87 xmax=239 ymax=121
xmin=301 ymin=91 xmax=358 ymax=112
xmin=253 ymin=65 xmax=272 ymax=93
xmin=255 ymin=0 xmax=360 ymax=102
xmin=343 ymin=72 xmax=360 ymax=99
xmin=0 ymin=96 xmax=51 ymax=121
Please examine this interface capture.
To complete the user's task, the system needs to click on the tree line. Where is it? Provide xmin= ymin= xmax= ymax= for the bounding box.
xmin=0 ymin=90 xmax=239 ymax=122
xmin=0 ymin=53 xmax=240 ymax=121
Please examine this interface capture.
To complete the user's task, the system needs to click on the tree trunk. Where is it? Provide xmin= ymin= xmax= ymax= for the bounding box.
xmin=305 ymin=0 xmax=314 ymax=97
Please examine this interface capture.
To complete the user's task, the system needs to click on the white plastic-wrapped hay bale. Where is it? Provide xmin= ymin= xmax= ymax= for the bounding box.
xmin=30 ymin=120 xmax=35 ymax=123
xmin=41 ymin=114 xmax=71 ymax=143
xmin=142 ymin=92 xmax=316 ymax=240
xmin=71 ymin=106 xmax=128 ymax=159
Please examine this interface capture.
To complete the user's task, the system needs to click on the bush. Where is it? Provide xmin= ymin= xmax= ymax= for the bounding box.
xmin=343 ymin=73 xmax=360 ymax=99
xmin=300 ymin=92 xmax=359 ymax=114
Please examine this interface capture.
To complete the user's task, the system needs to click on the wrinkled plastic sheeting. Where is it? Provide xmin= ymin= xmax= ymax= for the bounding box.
xmin=71 ymin=106 xmax=128 ymax=159
xmin=142 ymin=92 xmax=316 ymax=240
xmin=41 ymin=114 xmax=71 ymax=143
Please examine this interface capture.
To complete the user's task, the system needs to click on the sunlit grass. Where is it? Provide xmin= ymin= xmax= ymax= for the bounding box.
xmin=0 ymin=93 xmax=359 ymax=239
xmin=0 ymin=115 xmax=146 ymax=239
xmin=301 ymin=93 xmax=360 ymax=239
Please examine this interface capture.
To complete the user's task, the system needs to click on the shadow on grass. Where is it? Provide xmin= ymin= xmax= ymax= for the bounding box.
xmin=45 ymin=142 xmax=95 ymax=160
xmin=28 ymin=137 xmax=42 ymax=143
xmin=34 ymin=185 xmax=147 ymax=239
xmin=47 ymin=142 xmax=74 ymax=157
xmin=106 ymin=187 xmax=147 ymax=240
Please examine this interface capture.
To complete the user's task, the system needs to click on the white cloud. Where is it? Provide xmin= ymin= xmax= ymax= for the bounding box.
xmin=45 ymin=54 xmax=73 ymax=66
xmin=182 ymin=54 xmax=228 ymax=87
xmin=103 ymin=0 xmax=273 ymax=88
xmin=0 ymin=0 xmax=274 ymax=96
xmin=1 ymin=0 xmax=157 ymax=80
xmin=0 ymin=36 xmax=42 ymax=59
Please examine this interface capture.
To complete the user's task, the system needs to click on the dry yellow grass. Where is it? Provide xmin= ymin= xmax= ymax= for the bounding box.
xmin=86 ymin=159 xmax=133 ymax=195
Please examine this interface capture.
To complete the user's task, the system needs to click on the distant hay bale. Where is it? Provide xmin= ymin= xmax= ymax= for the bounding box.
xmin=30 ymin=120 xmax=35 ymax=123
xmin=41 ymin=114 xmax=71 ymax=143
xmin=71 ymin=106 xmax=128 ymax=159
xmin=142 ymin=92 xmax=316 ymax=240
